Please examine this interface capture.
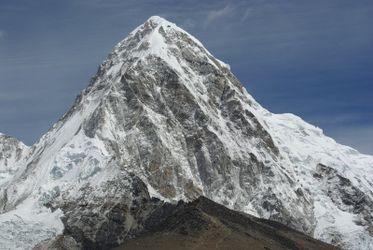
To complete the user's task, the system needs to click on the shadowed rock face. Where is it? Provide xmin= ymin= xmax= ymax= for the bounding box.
xmin=33 ymin=235 xmax=81 ymax=250
xmin=58 ymin=176 xmax=162 ymax=249
xmin=1 ymin=16 xmax=373 ymax=249
xmin=314 ymin=164 xmax=373 ymax=236
xmin=37 ymin=195 xmax=336 ymax=250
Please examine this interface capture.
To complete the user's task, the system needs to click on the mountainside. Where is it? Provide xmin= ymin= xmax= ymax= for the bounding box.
xmin=0 ymin=16 xmax=372 ymax=249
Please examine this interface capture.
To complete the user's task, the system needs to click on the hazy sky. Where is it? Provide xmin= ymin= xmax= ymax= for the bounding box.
xmin=0 ymin=0 xmax=372 ymax=154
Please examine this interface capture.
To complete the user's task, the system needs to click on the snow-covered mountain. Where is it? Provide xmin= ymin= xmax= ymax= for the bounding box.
xmin=0 ymin=16 xmax=372 ymax=249
xmin=0 ymin=134 xmax=29 ymax=187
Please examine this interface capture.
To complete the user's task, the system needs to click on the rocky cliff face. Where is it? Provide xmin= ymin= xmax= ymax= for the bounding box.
xmin=0 ymin=16 xmax=372 ymax=249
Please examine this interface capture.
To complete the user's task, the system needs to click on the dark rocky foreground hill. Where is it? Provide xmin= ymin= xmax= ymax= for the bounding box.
xmin=119 ymin=196 xmax=337 ymax=250
xmin=35 ymin=197 xmax=336 ymax=250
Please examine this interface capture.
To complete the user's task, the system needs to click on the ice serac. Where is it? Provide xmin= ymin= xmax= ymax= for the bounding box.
xmin=0 ymin=16 xmax=372 ymax=249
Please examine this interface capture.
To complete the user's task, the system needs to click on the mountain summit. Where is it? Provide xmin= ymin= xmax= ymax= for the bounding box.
xmin=0 ymin=16 xmax=372 ymax=249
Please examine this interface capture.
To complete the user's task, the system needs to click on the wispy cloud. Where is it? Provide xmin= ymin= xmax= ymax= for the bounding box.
xmin=241 ymin=8 xmax=252 ymax=22
xmin=204 ymin=5 xmax=235 ymax=27
xmin=0 ymin=30 xmax=6 ymax=39
xmin=180 ymin=18 xmax=197 ymax=30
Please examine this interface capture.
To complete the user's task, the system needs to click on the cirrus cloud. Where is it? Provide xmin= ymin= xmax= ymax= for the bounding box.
xmin=204 ymin=5 xmax=235 ymax=27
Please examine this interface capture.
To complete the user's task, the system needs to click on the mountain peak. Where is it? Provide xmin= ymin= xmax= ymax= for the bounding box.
xmin=146 ymin=15 xmax=173 ymax=26
xmin=128 ymin=15 xmax=176 ymax=37
xmin=127 ymin=15 xmax=178 ymax=42
xmin=122 ymin=15 xmax=195 ymax=57
xmin=101 ymin=14 xmax=231 ymax=88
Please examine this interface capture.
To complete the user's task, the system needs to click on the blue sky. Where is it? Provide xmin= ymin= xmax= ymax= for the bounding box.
xmin=0 ymin=0 xmax=372 ymax=154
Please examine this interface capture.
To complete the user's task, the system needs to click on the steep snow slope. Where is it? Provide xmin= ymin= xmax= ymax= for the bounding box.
xmin=0 ymin=16 xmax=372 ymax=249
xmin=263 ymin=113 xmax=373 ymax=247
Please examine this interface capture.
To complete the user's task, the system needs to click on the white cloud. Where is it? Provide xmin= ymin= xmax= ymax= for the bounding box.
xmin=180 ymin=19 xmax=196 ymax=30
xmin=205 ymin=5 xmax=235 ymax=27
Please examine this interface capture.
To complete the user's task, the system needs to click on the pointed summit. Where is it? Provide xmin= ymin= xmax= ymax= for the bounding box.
xmin=92 ymin=14 xmax=232 ymax=98
xmin=146 ymin=15 xmax=174 ymax=26
xmin=127 ymin=15 xmax=175 ymax=38
xmin=113 ymin=14 xmax=215 ymax=67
